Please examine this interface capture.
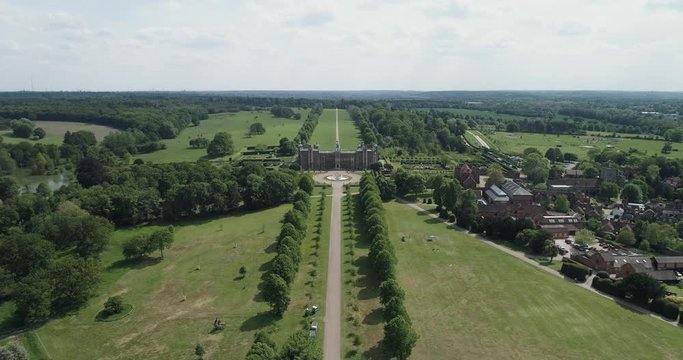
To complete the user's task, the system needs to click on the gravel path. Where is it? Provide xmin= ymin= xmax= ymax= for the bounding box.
xmin=323 ymin=181 xmax=342 ymax=360
xmin=323 ymin=107 xmax=343 ymax=360
xmin=468 ymin=131 xmax=491 ymax=149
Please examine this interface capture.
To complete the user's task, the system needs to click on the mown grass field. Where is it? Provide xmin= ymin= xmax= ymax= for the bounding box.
xmin=136 ymin=110 xmax=307 ymax=163
xmin=276 ymin=189 xmax=331 ymax=349
xmin=489 ymin=132 xmax=683 ymax=159
xmin=0 ymin=203 xmax=329 ymax=359
xmin=0 ymin=121 xmax=118 ymax=145
xmin=382 ymin=201 xmax=683 ymax=360
xmin=341 ymin=194 xmax=384 ymax=359
xmin=309 ymin=109 xmax=361 ymax=150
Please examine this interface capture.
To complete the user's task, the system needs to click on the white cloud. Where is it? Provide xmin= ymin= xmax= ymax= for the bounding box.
xmin=0 ymin=0 xmax=681 ymax=90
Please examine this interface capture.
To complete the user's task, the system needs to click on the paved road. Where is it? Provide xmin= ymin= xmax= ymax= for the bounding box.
xmin=323 ymin=107 xmax=343 ymax=360
xmin=335 ymin=108 xmax=340 ymax=143
xmin=397 ymin=198 xmax=680 ymax=327
xmin=323 ymin=180 xmax=342 ymax=360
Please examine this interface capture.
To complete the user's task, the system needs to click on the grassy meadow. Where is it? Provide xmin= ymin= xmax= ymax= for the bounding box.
xmin=341 ymin=192 xmax=384 ymax=359
xmin=0 ymin=121 xmax=118 ymax=145
xmin=0 ymin=201 xmax=330 ymax=359
xmin=378 ymin=201 xmax=683 ymax=359
xmin=135 ymin=110 xmax=308 ymax=163
xmin=309 ymin=109 xmax=361 ymax=150
xmin=488 ymin=132 xmax=683 ymax=159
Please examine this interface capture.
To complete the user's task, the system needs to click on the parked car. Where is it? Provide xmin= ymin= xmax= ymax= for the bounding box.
xmin=309 ymin=321 xmax=318 ymax=337
xmin=565 ymin=239 xmax=572 ymax=245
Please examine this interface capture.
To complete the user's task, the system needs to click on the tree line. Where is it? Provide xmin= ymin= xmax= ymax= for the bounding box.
xmin=358 ymin=174 xmax=418 ymax=360
xmin=244 ymin=330 xmax=321 ymax=360
xmin=348 ymin=106 xmax=470 ymax=155
xmin=293 ymin=104 xmax=323 ymax=144
xmin=0 ymin=200 xmax=113 ymax=325
xmin=262 ymin=184 xmax=312 ymax=316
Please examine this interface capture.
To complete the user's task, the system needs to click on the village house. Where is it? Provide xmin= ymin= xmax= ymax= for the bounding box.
xmin=454 ymin=163 xmax=481 ymax=190
xmin=479 ymin=180 xmax=545 ymax=220
xmin=572 ymin=251 xmax=681 ymax=282
xmin=652 ymin=256 xmax=683 ymax=271
xmin=547 ymin=178 xmax=600 ymax=194
xmin=564 ymin=169 xmax=584 ymax=178
xmin=618 ymin=262 xmax=678 ymax=282
xmin=537 ymin=213 xmax=583 ymax=238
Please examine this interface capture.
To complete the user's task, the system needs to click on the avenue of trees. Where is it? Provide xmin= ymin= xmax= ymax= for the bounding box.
xmin=359 ymin=174 xmax=418 ymax=359
xmin=348 ymin=106 xmax=469 ymax=155
xmin=292 ymin=104 xmax=323 ymax=144
xmin=262 ymin=185 xmax=311 ymax=316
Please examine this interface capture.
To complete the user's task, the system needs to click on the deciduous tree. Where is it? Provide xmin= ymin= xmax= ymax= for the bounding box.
xmin=382 ymin=315 xmax=418 ymax=360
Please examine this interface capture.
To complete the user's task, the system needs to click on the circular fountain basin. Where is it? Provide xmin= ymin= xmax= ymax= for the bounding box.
xmin=325 ymin=174 xmax=350 ymax=181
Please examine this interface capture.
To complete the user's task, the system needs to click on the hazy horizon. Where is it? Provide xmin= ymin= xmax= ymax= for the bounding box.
xmin=1 ymin=0 xmax=682 ymax=92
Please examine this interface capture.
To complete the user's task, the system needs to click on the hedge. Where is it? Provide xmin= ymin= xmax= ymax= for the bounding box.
xmin=650 ymin=298 xmax=681 ymax=321
xmin=591 ymin=277 xmax=625 ymax=298
xmin=560 ymin=262 xmax=591 ymax=282
xmin=595 ymin=271 xmax=610 ymax=279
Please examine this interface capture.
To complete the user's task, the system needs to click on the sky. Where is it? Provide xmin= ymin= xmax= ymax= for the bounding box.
xmin=0 ymin=0 xmax=682 ymax=91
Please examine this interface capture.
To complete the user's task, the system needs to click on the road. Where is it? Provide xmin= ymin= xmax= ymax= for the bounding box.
xmin=468 ymin=131 xmax=491 ymax=149
xmin=335 ymin=108 xmax=340 ymax=143
xmin=323 ymin=108 xmax=342 ymax=360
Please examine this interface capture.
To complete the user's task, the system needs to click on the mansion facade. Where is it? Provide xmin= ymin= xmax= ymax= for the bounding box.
xmin=298 ymin=142 xmax=378 ymax=171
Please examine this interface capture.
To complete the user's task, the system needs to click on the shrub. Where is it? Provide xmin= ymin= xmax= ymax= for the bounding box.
xmin=103 ymin=296 xmax=123 ymax=316
xmin=650 ymin=297 xmax=680 ymax=320
xmin=596 ymin=271 xmax=610 ymax=279
xmin=438 ymin=209 xmax=449 ymax=219
xmin=665 ymin=295 xmax=683 ymax=305
xmin=560 ymin=262 xmax=591 ymax=282
xmin=591 ymin=277 xmax=625 ymax=297
xmin=680 ymin=311 xmax=683 ymax=325
xmin=448 ymin=215 xmax=456 ymax=223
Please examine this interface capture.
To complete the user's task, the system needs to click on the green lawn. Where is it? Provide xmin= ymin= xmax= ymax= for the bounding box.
xmin=136 ymin=110 xmax=307 ymax=163
xmin=342 ymin=194 xmax=384 ymax=359
xmin=489 ymin=132 xmax=683 ymax=159
xmin=0 ymin=204 xmax=325 ymax=359
xmin=381 ymin=201 xmax=683 ymax=360
xmin=309 ymin=109 xmax=361 ymax=150
xmin=276 ymin=191 xmax=331 ymax=349
xmin=0 ymin=121 xmax=118 ymax=145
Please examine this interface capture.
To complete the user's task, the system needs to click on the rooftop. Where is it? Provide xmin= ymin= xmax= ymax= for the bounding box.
xmin=500 ymin=180 xmax=532 ymax=197
xmin=653 ymin=256 xmax=683 ymax=264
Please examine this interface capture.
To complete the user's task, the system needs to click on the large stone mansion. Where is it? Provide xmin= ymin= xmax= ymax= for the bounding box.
xmin=298 ymin=142 xmax=378 ymax=170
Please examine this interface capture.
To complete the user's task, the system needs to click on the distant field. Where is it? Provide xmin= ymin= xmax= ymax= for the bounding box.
xmin=382 ymin=201 xmax=683 ymax=359
xmin=136 ymin=110 xmax=307 ymax=163
xmin=0 ymin=121 xmax=118 ymax=145
xmin=489 ymin=132 xmax=683 ymax=159
xmin=0 ymin=204 xmax=326 ymax=359
xmin=427 ymin=108 xmax=534 ymax=122
xmin=309 ymin=109 xmax=360 ymax=150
